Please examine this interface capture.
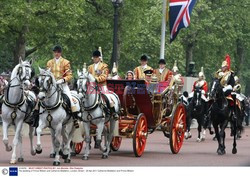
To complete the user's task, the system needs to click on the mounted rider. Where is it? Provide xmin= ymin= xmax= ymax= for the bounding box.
xmin=215 ymin=54 xmax=235 ymax=95
xmin=88 ymin=50 xmax=119 ymax=120
xmin=233 ymin=76 xmax=247 ymax=116
xmin=189 ymin=67 xmax=208 ymax=102
xmin=46 ymin=45 xmax=79 ymax=128
xmin=134 ymin=55 xmax=153 ymax=80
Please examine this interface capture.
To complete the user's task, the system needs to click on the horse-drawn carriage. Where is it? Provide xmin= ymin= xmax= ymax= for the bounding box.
xmin=73 ymin=77 xmax=187 ymax=157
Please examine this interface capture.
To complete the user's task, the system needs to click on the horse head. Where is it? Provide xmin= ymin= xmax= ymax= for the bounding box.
xmin=193 ymin=86 xmax=202 ymax=107
xmin=76 ymin=64 xmax=96 ymax=97
xmin=37 ymin=67 xmax=56 ymax=100
xmin=209 ymin=78 xmax=222 ymax=100
xmin=11 ymin=58 xmax=34 ymax=88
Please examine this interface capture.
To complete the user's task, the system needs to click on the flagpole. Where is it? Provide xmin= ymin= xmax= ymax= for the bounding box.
xmin=160 ymin=0 xmax=167 ymax=60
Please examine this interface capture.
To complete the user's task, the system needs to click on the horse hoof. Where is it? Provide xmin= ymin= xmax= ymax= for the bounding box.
xmin=61 ymin=154 xmax=69 ymax=160
xmin=102 ymin=155 xmax=108 ymax=159
xmin=53 ymin=161 xmax=60 ymax=166
xmin=217 ymin=149 xmax=226 ymax=155
xmin=36 ymin=149 xmax=42 ymax=154
xmin=9 ymin=160 xmax=16 ymax=164
xmin=31 ymin=150 xmax=36 ymax=156
xmin=18 ymin=157 xmax=24 ymax=162
xmin=64 ymin=159 xmax=71 ymax=163
xmin=6 ymin=146 xmax=12 ymax=152
xmin=196 ymin=138 xmax=201 ymax=142
xmin=71 ymin=152 xmax=76 ymax=157
xmin=232 ymin=148 xmax=237 ymax=154
xmin=82 ymin=156 xmax=89 ymax=160
xmin=50 ymin=153 xmax=55 ymax=158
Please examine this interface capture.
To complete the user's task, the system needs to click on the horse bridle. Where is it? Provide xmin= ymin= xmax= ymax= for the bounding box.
xmin=39 ymin=74 xmax=58 ymax=99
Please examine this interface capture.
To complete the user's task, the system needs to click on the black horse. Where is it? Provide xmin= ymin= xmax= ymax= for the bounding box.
xmin=185 ymin=86 xmax=211 ymax=141
xmin=209 ymin=78 xmax=243 ymax=155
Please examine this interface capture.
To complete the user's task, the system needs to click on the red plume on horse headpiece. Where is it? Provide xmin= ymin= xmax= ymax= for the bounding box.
xmin=225 ymin=54 xmax=231 ymax=70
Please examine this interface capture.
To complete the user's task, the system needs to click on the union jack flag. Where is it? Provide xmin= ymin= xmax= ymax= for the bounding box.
xmin=169 ymin=0 xmax=196 ymax=42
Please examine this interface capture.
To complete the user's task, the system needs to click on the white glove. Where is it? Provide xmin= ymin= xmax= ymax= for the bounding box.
xmin=56 ymin=79 xmax=65 ymax=85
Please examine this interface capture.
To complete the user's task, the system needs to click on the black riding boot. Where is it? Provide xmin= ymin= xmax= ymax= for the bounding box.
xmin=72 ymin=112 xmax=79 ymax=129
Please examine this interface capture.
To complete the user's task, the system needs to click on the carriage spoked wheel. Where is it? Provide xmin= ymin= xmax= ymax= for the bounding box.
xmin=133 ymin=113 xmax=148 ymax=157
xmin=170 ymin=103 xmax=186 ymax=154
xmin=110 ymin=136 xmax=122 ymax=151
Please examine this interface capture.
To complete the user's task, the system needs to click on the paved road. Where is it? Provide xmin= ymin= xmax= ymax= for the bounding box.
xmin=0 ymin=127 xmax=249 ymax=166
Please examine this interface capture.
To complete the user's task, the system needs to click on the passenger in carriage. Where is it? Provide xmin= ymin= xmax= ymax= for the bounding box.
xmin=125 ymin=71 xmax=134 ymax=80
xmin=108 ymin=62 xmax=121 ymax=80
xmin=134 ymin=55 xmax=153 ymax=80
xmin=154 ymin=59 xmax=173 ymax=82
xmin=189 ymin=67 xmax=208 ymax=102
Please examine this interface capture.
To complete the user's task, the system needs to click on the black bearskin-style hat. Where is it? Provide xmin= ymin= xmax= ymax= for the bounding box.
xmin=141 ymin=55 xmax=149 ymax=61
xmin=52 ymin=45 xmax=62 ymax=52
xmin=158 ymin=59 xmax=166 ymax=64
xmin=92 ymin=50 xmax=101 ymax=57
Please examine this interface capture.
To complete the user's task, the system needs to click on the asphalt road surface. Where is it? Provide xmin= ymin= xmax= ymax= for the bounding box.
xmin=0 ymin=127 xmax=249 ymax=166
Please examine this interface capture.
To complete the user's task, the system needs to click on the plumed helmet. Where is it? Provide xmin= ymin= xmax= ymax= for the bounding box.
xmin=198 ymin=67 xmax=205 ymax=79
xmin=172 ymin=60 xmax=179 ymax=72
xmin=111 ymin=62 xmax=118 ymax=74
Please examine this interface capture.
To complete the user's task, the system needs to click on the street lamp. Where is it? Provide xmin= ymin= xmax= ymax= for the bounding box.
xmin=111 ymin=0 xmax=123 ymax=67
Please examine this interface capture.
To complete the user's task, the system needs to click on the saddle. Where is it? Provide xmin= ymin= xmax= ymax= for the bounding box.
xmin=226 ymin=95 xmax=241 ymax=110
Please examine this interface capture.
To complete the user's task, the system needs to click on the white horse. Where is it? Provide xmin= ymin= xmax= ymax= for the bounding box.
xmin=36 ymin=68 xmax=81 ymax=166
xmin=76 ymin=67 xmax=120 ymax=160
xmin=1 ymin=59 xmax=36 ymax=164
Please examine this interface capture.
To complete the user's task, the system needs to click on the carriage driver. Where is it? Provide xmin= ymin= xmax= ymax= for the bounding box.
xmin=47 ymin=45 xmax=79 ymax=128
xmin=189 ymin=67 xmax=208 ymax=102
xmin=88 ymin=50 xmax=119 ymax=120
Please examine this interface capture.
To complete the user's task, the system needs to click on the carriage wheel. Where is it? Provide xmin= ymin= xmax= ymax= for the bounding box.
xmin=110 ymin=136 xmax=122 ymax=151
xmin=170 ymin=103 xmax=186 ymax=154
xmin=74 ymin=141 xmax=84 ymax=154
xmin=133 ymin=113 xmax=148 ymax=157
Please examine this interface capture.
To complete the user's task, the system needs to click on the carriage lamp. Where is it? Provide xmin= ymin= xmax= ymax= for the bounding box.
xmin=110 ymin=0 xmax=123 ymax=68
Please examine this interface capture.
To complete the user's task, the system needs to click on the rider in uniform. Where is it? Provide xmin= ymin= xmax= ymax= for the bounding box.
xmin=154 ymin=59 xmax=173 ymax=82
xmin=215 ymin=54 xmax=237 ymax=117
xmin=47 ymin=45 xmax=79 ymax=128
xmin=134 ymin=55 xmax=153 ymax=80
xmin=88 ymin=50 xmax=119 ymax=120
xmin=189 ymin=67 xmax=208 ymax=102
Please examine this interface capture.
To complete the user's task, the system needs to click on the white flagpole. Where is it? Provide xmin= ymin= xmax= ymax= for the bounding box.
xmin=160 ymin=0 xmax=167 ymax=60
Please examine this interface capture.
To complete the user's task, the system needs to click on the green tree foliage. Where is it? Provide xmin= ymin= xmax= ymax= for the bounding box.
xmin=0 ymin=0 xmax=249 ymax=93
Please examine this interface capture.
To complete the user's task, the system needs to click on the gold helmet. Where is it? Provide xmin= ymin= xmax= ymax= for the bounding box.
xmin=98 ymin=46 xmax=103 ymax=62
xmin=172 ymin=60 xmax=179 ymax=72
xmin=198 ymin=67 xmax=205 ymax=80
xmin=221 ymin=61 xmax=228 ymax=68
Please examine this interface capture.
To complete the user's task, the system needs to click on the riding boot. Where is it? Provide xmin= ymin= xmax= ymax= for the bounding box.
xmin=110 ymin=107 xmax=119 ymax=121
xmin=72 ymin=112 xmax=79 ymax=129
